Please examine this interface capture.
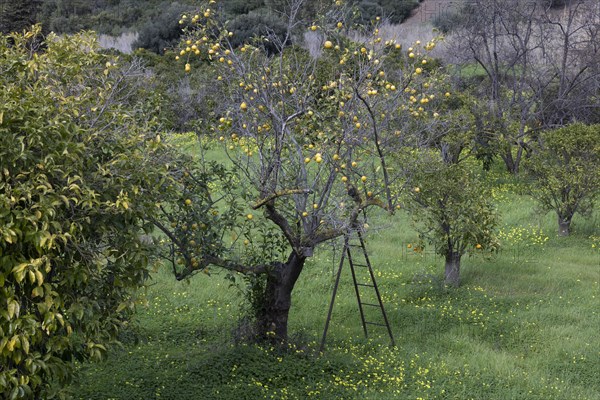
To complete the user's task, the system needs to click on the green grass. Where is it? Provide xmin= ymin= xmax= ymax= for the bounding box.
xmin=70 ymin=158 xmax=600 ymax=400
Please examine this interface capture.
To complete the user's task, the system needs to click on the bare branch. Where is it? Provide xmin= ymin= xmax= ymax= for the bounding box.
xmin=252 ymin=189 xmax=313 ymax=210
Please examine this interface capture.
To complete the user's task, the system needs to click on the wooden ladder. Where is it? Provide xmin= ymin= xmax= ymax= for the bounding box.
xmin=320 ymin=229 xmax=395 ymax=352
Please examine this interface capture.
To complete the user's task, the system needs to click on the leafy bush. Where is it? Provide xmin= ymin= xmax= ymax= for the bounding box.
xmin=228 ymin=12 xmax=291 ymax=53
xmin=352 ymin=0 xmax=419 ymax=25
xmin=134 ymin=2 xmax=193 ymax=54
xmin=223 ymin=0 xmax=265 ymax=16
xmin=36 ymin=0 xmax=197 ymax=36
xmin=378 ymin=0 xmax=420 ymax=24
xmin=352 ymin=1 xmax=384 ymax=25
xmin=432 ymin=9 xmax=466 ymax=33
xmin=0 ymin=26 xmax=172 ymax=398
xmin=0 ymin=0 xmax=41 ymax=34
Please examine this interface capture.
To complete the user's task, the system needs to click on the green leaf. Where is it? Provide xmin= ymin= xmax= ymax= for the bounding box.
xmin=32 ymin=286 xmax=44 ymax=298
xmin=11 ymin=262 xmax=28 ymax=275
xmin=7 ymin=300 xmax=20 ymax=320
xmin=21 ymin=336 xmax=29 ymax=354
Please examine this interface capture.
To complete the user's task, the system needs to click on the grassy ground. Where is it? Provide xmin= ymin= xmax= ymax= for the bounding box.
xmin=71 ymin=157 xmax=599 ymax=400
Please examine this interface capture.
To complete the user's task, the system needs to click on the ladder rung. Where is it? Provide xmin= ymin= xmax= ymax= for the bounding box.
xmin=356 ymin=283 xmax=374 ymax=288
xmin=360 ymin=302 xmax=381 ymax=308
xmin=353 ymin=263 xmax=369 ymax=268
xmin=365 ymin=322 xmax=386 ymax=327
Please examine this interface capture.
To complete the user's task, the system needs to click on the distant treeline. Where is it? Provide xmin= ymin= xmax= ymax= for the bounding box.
xmin=1 ymin=0 xmax=422 ymax=53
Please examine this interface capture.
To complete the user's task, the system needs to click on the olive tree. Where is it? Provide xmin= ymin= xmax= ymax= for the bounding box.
xmin=0 ymin=27 xmax=178 ymax=398
xmin=156 ymin=0 xmax=441 ymax=341
xmin=523 ymin=123 xmax=600 ymax=236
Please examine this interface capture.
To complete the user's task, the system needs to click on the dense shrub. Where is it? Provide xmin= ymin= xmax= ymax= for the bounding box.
xmin=378 ymin=0 xmax=420 ymax=24
xmin=0 ymin=0 xmax=41 ymax=34
xmin=432 ymin=9 xmax=466 ymax=33
xmin=134 ymin=2 xmax=192 ymax=54
xmin=352 ymin=0 xmax=419 ymax=25
xmin=228 ymin=12 xmax=291 ymax=53
xmin=0 ymin=26 xmax=172 ymax=398
xmin=223 ymin=0 xmax=265 ymax=16
xmin=36 ymin=0 xmax=196 ymax=35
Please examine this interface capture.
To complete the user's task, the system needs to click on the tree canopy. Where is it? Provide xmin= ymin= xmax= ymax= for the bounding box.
xmin=0 ymin=26 xmax=177 ymax=398
xmin=524 ymin=123 xmax=600 ymax=236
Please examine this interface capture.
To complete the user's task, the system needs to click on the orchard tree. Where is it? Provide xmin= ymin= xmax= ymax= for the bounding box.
xmin=0 ymin=26 xmax=181 ymax=398
xmin=156 ymin=0 xmax=443 ymax=341
xmin=402 ymin=155 xmax=499 ymax=286
xmin=449 ymin=0 xmax=543 ymax=174
xmin=393 ymin=86 xmax=499 ymax=286
xmin=400 ymin=94 xmax=499 ymax=286
xmin=523 ymin=123 xmax=600 ymax=236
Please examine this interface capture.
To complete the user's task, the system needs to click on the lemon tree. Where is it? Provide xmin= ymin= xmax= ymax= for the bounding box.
xmin=397 ymin=91 xmax=500 ymax=287
xmin=402 ymin=155 xmax=499 ymax=286
xmin=164 ymin=0 xmax=443 ymax=341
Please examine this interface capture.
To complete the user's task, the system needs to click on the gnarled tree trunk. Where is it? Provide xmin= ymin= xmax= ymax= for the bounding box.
xmin=445 ymin=251 xmax=461 ymax=287
xmin=558 ymin=214 xmax=571 ymax=236
xmin=256 ymin=251 xmax=306 ymax=342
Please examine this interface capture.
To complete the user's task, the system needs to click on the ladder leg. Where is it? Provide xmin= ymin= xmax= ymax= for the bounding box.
xmin=320 ymin=236 xmax=349 ymax=353
xmin=357 ymin=231 xmax=396 ymax=347
xmin=347 ymin=245 xmax=369 ymax=338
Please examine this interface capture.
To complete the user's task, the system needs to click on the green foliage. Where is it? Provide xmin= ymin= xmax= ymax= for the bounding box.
xmin=223 ymin=0 xmax=265 ymax=16
xmin=38 ymin=0 xmax=96 ymax=34
xmin=228 ymin=12 xmax=291 ymax=53
xmin=351 ymin=0 xmax=419 ymax=24
xmin=150 ymin=159 xmax=242 ymax=279
xmin=235 ymin=220 xmax=289 ymax=325
xmin=0 ymin=26 xmax=177 ymax=398
xmin=0 ymin=0 xmax=41 ymax=34
xmin=353 ymin=1 xmax=383 ymax=25
xmin=134 ymin=3 xmax=193 ymax=54
xmin=403 ymin=155 xmax=499 ymax=260
xmin=37 ymin=0 xmax=197 ymax=36
xmin=432 ymin=9 xmax=465 ymax=33
xmin=523 ymin=123 xmax=600 ymax=235
xmin=428 ymin=91 xmax=478 ymax=165
xmin=377 ymin=0 xmax=420 ymax=24
xmin=133 ymin=46 xmax=223 ymax=131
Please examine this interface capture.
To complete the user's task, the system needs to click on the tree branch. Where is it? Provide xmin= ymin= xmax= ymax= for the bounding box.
xmin=174 ymin=255 xmax=272 ymax=281
xmin=354 ymin=88 xmax=394 ymax=210
xmin=265 ymin=202 xmax=300 ymax=250
xmin=252 ymin=188 xmax=312 ymax=210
